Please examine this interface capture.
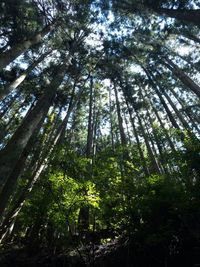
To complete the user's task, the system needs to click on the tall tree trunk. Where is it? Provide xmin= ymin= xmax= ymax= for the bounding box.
xmin=123 ymin=108 xmax=132 ymax=144
xmin=119 ymin=75 xmax=159 ymax=174
xmin=113 ymin=82 xmax=127 ymax=146
xmin=120 ymin=79 xmax=149 ymax=174
xmin=174 ymin=29 xmax=200 ymax=44
xmin=0 ymin=89 xmax=80 ymax=220
xmin=0 ymin=22 xmax=55 ymax=70
xmin=126 ymin=100 xmax=149 ymax=176
xmin=109 ymin=87 xmax=115 ymax=150
xmin=144 ymin=68 xmax=181 ymax=130
xmin=0 ymin=65 xmax=66 ymax=189
xmin=57 ymin=87 xmax=84 ymax=145
xmin=0 ymin=109 xmax=58 ymax=214
xmin=163 ymin=45 xmax=200 ymax=72
xmin=148 ymin=99 xmax=190 ymax=173
xmin=166 ymin=86 xmax=200 ymax=134
xmin=136 ymin=111 xmax=161 ymax=174
xmin=0 ymin=95 xmax=36 ymax=142
xmin=141 ymin=91 xmax=167 ymax=172
xmin=149 ymin=97 xmax=176 ymax=152
xmin=78 ymin=77 xmax=94 ymax=235
xmin=0 ymin=93 xmax=80 ymax=241
xmin=86 ymin=77 xmax=94 ymax=156
xmin=161 ymin=86 xmax=191 ymax=129
xmin=143 ymin=113 xmax=165 ymax=174
xmin=0 ymin=118 xmax=44 ymax=218
xmin=163 ymin=57 xmax=200 ymax=98
xmin=0 ymin=92 xmax=20 ymax=120
xmin=152 ymin=71 xmax=197 ymax=139
xmin=0 ymin=50 xmax=52 ymax=100
xmin=0 ymin=162 xmax=45 ymax=243
xmin=153 ymin=7 xmax=200 ymax=27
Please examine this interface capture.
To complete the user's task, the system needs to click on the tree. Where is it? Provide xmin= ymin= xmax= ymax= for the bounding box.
xmin=0 ymin=1 xmax=199 ymax=265
xmin=0 ymin=22 xmax=55 ymax=71
xmin=0 ymin=64 xmax=67 ymax=189
xmin=110 ymin=0 xmax=200 ymax=27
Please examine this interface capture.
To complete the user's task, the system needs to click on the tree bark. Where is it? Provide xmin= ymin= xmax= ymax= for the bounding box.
xmin=109 ymin=87 xmax=115 ymax=150
xmin=0 ymin=92 xmax=80 ymax=240
xmin=167 ymin=86 xmax=200 ymax=133
xmin=184 ymin=32 xmax=200 ymax=44
xmin=163 ymin=44 xmax=200 ymax=73
xmin=141 ymin=91 xmax=167 ymax=172
xmin=0 ymin=114 xmax=47 ymax=218
xmin=78 ymin=78 xmax=95 ymax=235
xmin=136 ymin=111 xmax=161 ymax=174
xmin=144 ymin=68 xmax=181 ymax=130
xmin=0 ymin=162 xmax=45 ymax=242
xmin=126 ymin=101 xmax=149 ymax=176
xmin=163 ymin=58 xmax=200 ymax=98
xmin=152 ymin=70 xmax=198 ymax=139
xmin=154 ymin=8 xmax=200 ymax=27
xmin=86 ymin=77 xmax=94 ymax=156
xmin=149 ymin=98 xmax=176 ymax=152
xmin=0 ymin=22 xmax=55 ymax=70
xmin=143 ymin=113 xmax=165 ymax=174
xmin=0 ymin=64 xmax=66 ymax=189
xmin=0 ymin=50 xmax=52 ymax=100
xmin=0 ymin=97 xmax=38 ymax=143
xmin=113 ymin=82 xmax=127 ymax=146
xmin=0 ymin=92 xmax=20 ymax=120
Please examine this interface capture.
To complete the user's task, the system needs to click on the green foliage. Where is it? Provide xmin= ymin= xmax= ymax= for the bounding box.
xmin=0 ymin=1 xmax=199 ymax=265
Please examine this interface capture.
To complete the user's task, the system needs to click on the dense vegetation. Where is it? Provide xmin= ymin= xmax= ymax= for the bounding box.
xmin=0 ymin=0 xmax=200 ymax=266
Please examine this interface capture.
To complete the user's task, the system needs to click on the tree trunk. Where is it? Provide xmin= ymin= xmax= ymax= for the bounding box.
xmin=144 ymin=68 xmax=181 ymax=130
xmin=143 ymin=114 xmax=165 ymax=174
xmin=0 ymin=95 xmax=36 ymax=142
xmin=149 ymin=98 xmax=176 ymax=152
xmin=152 ymin=72 xmax=197 ymax=139
xmin=78 ymin=78 xmax=95 ymax=235
xmin=183 ymin=32 xmax=200 ymax=44
xmin=141 ymin=91 xmax=167 ymax=172
xmin=0 ymin=115 xmax=46 ymax=218
xmin=0 ymin=65 xmax=66 ymax=189
xmin=166 ymin=86 xmax=200 ymax=134
xmin=163 ymin=58 xmax=200 ymax=98
xmin=134 ymin=108 xmax=161 ymax=174
xmin=163 ymin=44 xmax=200 ymax=72
xmin=154 ymin=8 xmax=200 ymax=27
xmin=113 ymin=82 xmax=127 ymax=146
xmin=0 ymin=92 xmax=20 ymax=120
xmin=123 ymin=108 xmax=132 ymax=144
xmin=127 ymin=101 xmax=149 ymax=176
xmin=0 ymin=162 xmax=45 ymax=243
xmin=0 ymin=50 xmax=52 ymax=100
xmin=86 ymin=77 xmax=94 ymax=156
xmin=0 ymin=93 xmax=79 ymax=241
xmin=0 ymin=22 xmax=55 ymax=70
xmin=109 ymin=87 xmax=115 ymax=150
xmin=57 ymin=87 xmax=84 ymax=145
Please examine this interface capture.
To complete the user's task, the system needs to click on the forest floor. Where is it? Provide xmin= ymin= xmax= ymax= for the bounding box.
xmin=0 ymin=237 xmax=200 ymax=267
xmin=0 ymin=237 xmax=124 ymax=267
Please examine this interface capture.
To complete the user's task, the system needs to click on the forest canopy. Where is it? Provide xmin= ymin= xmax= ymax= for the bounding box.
xmin=0 ymin=0 xmax=200 ymax=266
